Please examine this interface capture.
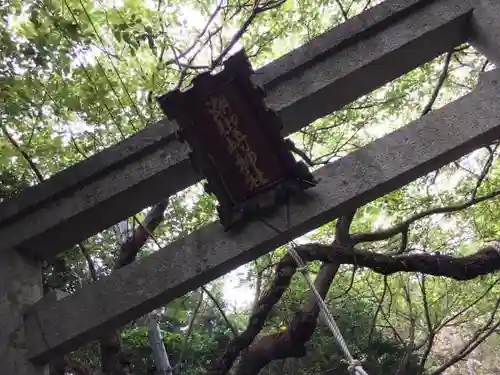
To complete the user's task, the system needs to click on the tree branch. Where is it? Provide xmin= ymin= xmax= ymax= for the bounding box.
xmin=235 ymin=262 xmax=339 ymax=375
xmin=334 ymin=0 xmax=349 ymax=20
xmin=436 ymin=277 xmax=500 ymax=331
xmin=202 ymin=286 xmax=238 ymax=336
xmin=114 ymin=199 xmax=169 ymax=269
xmin=209 ymin=216 xmax=354 ymax=375
xmin=208 ymin=210 xmax=500 ymax=374
xmin=211 ymin=0 xmax=285 ymax=68
xmin=335 ymin=211 xmax=356 ymax=244
xmin=294 ymin=242 xmax=500 ymax=281
xmin=176 ymin=289 xmax=204 ymax=374
xmin=100 ymin=198 xmax=170 ymax=374
xmin=1 ymin=123 xmax=44 ymax=182
xmin=429 ymin=298 xmax=500 ymax=375
xmin=472 ymin=143 xmax=498 ymax=199
xmin=416 ymin=275 xmax=435 ymax=372
xmin=367 ymin=275 xmax=388 ymax=346
xmin=205 ymin=248 xmax=298 ymax=375
xmin=396 ymin=282 xmax=417 ymax=375
xmin=350 ymin=188 xmax=500 ymax=245
xmin=421 ymin=50 xmax=453 ymax=116
xmin=78 ymin=243 xmax=98 ymax=282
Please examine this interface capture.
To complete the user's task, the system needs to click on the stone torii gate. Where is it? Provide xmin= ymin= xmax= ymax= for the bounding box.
xmin=1 ymin=0 xmax=500 ymax=373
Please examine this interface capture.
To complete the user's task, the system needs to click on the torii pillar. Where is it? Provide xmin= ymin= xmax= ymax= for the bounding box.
xmin=0 ymin=248 xmax=46 ymax=374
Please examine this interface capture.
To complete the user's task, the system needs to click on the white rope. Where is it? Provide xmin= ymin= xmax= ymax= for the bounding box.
xmin=288 ymin=245 xmax=369 ymax=375
xmin=489 ymin=240 xmax=500 ymax=253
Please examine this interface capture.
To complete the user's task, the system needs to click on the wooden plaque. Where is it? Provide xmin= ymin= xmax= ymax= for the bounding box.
xmin=157 ymin=50 xmax=316 ymax=230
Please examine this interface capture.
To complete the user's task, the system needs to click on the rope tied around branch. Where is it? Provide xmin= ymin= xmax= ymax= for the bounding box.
xmin=348 ymin=359 xmax=368 ymax=375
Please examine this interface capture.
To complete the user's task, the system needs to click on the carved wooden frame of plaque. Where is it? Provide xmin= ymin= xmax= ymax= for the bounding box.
xmin=157 ymin=50 xmax=316 ymax=230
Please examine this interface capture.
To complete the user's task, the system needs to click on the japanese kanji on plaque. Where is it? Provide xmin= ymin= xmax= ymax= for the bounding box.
xmin=157 ymin=50 xmax=316 ymax=230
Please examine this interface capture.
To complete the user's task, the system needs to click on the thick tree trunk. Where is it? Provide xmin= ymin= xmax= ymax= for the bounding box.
xmin=100 ymin=332 xmax=131 ymax=375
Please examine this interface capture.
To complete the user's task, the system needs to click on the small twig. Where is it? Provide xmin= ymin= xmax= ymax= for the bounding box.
xmin=350 ymin=188 xmax=500 ymax=244
xmin=429 ymin=298 xmax=500 ymax=375
xmin=211 ymin=0 xmax=285 ymax=68
xmin=480 ymin=59 xmax=490 ymax=73
xmin=398 ymin=228 xmax=409 ymax=254
xmin=417 ymin=275 xmax=435 ymax=371
xmin=202 ymin=286 xmax=238 ymax=336
xmin=288 ymin=140 xmax=316 ymax=166
xmin=368 ymin=278 xmax=404 ymax=345
xmin=367 ymin=275 xmax=388 ymax=345
xmin=163 ymin=0 xmax=224 ymax=68
xmin=472 ymin=143 xmax=499 ymax=199
xmin=421 ymin=50 xmax=453 ymax=116
xmin=78 ymin=243 xmax=98 ymax=282
xmin=1 ymin=124 xmax=44 ymax=182
xmin=436 ymin=276 xmax=500 ymax=331
xmin=334 ymin=0 xmax=349 ymax=20
xmin=395 ymin=281 xmax=416 ymax=375
xmin=330 ymin=266 xmax=357 ymax=300
xmin=176 ymin=289 xmax=204 ymax=374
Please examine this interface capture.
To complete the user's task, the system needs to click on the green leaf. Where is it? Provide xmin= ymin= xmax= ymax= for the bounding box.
xmin=29 ymin=10 xmax=40 ymax=27
xmin=122 ymin=31 xmax=132 ymax=44
xmin=113 ymin=30 xmax=122 ymax=42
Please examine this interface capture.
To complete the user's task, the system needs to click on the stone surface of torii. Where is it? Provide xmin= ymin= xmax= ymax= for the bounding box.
xmin=0 ymin=0 xmax=470 ymax=260
xmin=23 ymin=68 xmax=500 ymax=365
xmin=0 ymin=250 xmax=46 ymax=374
xmin=2 ymin=0 xmax=500 ymax=373
xmin=469 ymin=0 xmax=500 ymax=64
